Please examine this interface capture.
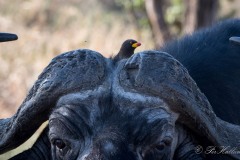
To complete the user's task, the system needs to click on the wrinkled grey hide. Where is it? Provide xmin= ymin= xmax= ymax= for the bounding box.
xmin=0 ymin=49 xmax=239 ymax=160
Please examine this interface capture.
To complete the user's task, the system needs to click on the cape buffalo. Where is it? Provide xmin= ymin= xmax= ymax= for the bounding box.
xmin=0 ymin=19 xmax=240 ymax=160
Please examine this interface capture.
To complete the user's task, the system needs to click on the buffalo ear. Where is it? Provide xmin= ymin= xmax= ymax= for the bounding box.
xmin=229 ymin=36 xmax=240 ymax=45
xmin=0 ymin=33 xmax=18 ymax=42
xmin=9 ymin=126 xmax=51 ymax=160
xmin=0 ymin=49 xmax=107 ymax=154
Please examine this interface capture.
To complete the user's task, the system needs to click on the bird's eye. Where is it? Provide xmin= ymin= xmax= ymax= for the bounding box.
xmin=53 ymin=139 xmax=66 ymax=149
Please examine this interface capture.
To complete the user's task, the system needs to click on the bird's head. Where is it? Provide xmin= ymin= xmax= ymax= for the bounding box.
xmin=113 ymin=39 xmax=141 ymax=62
xmin=120 ymin=39 xmax=141 ymax=53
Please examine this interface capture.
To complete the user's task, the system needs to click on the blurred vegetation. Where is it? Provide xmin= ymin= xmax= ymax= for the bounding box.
xmin=0 ymin=0 xmax=155 ymax=118
xmin=115 ymin=0 xmax=185 ymax=34
xmin=0 ymin=0 xmax=239 ymax=159
xmin=115 ymin=0 xmax=239 ymax=37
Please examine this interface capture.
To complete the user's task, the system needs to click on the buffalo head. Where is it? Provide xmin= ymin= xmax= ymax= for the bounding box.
xmin=0 ymin=48 xmax=240 ymax=160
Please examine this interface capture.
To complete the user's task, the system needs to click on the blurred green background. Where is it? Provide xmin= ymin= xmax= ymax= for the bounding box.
xmin=0 ymin=0 xmax=239 ymax=159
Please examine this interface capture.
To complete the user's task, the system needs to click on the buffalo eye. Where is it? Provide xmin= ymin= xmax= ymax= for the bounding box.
xmin=153 ymin=137 xmax=172 ymax=152
xmin=162 ymin=136 xmax=172 ymax=146
xmin=155 ymin=142 xmax=165 ymax=151
xmin=53 ymin=139 xmax=66 ymax=149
